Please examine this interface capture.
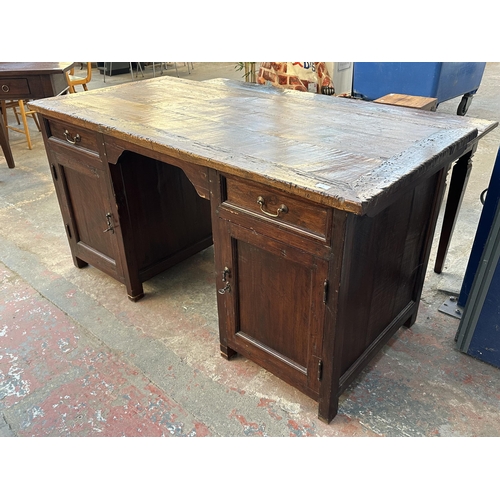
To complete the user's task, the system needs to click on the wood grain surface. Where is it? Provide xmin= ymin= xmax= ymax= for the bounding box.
xmin=29 ymin=77 xmax=497 ymax=216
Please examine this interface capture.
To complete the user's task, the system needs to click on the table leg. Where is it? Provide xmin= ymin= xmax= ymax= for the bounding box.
xmin=434 ymin=149 xmax=475 ymax=273
xmin=0 ymin=110 xmax=15 ymax=168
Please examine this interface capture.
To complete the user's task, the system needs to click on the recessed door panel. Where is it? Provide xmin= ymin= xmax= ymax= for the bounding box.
xmin=237 ymin=240 xmax=313 ymax=370
xmin=218 ymin=221 xmax=327 ymax=398
xmin=63 ymin=165 xmax=117 ymax=260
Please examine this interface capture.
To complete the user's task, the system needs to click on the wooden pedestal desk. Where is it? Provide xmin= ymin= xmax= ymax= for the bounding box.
xmin=29 ymin=78 xmax=497 ymax=422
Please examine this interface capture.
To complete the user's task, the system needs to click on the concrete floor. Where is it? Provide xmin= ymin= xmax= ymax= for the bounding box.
xmin=1 ymin=62 xmax=500 ymax=437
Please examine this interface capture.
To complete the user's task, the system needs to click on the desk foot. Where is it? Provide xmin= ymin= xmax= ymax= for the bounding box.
xmin=127 ymin=291 xmax=145 ymax=302
xmin=74 ymin=256 xmax=88 ymax=268
xmin=404 ymin=312 xmax=417 ymax=328
xmin=220 ymin=344 xmax=237 ymax=360
xmin=318 ymin=398 xmax=339 ymax=424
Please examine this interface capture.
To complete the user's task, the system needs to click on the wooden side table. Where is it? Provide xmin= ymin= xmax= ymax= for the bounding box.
xmin=0 ymin=62 xmax=74 ymax=168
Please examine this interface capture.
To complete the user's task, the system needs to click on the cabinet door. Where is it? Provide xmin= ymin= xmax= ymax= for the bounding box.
xmin=50 ymin=149 xmax=122 ymax=282
xmin=216 ymin=220 xmax=327 ymax=399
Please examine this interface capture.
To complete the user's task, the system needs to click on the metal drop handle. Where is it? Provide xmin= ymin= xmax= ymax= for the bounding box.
xmin=257 ymin=196 xmax=288 ymax=218
xmin=64 ymin=129 xmax=81 ymax=145
xmin=1 ymin=85 xmax=10 ymax=93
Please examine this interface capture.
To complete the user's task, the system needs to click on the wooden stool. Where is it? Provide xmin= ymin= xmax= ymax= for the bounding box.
xmin=374 ymin=93 xmax=438 ymax=111
xmin=0 ymin=99 xmax=41 ymax=150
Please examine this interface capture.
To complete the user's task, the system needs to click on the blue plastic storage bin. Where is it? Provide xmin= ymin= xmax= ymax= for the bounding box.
xmin=352 ymin=62 xmax=486 ymax=115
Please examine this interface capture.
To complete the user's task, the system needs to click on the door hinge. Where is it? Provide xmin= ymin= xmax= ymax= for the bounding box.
xmin=317 ymin=359 xmax=323 ymax=381
xmin=323 ymin=279 xmax=329 ymax=304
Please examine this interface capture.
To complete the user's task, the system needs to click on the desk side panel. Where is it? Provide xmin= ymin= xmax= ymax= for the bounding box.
xmin=337 ymin=169 xmax=442 ymax=381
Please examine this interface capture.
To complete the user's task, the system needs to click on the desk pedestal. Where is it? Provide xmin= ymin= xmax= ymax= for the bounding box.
xmin=40 ymin=117 xmax=212 ymax=301
xmin=211 ymin=167 xmax=446 ymax=422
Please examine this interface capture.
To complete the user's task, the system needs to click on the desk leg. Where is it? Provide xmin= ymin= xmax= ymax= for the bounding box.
xmin=434 ymin=149 xmax=474 ymax=273
xmin=0 ymin=111 xmax=15 ymax=169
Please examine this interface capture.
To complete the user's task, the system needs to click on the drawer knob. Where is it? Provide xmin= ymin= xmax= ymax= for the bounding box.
xmin=64 ymin=129 xmax=81 ymax=145
xmin=257 ymin=196 xmax=288 ymax=218
xmin=1 ymin=85 xmax=10 ymax=93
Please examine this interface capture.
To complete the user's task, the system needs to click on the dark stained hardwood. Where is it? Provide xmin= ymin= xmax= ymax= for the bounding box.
xmin=0 ymin=115 xmax=14 ymax=168
xmin=29 ymin=77 xmax=498 ymax=422
xmin=0 ymin=62 xmax=74 ymax=168
xmin=39 ymin=117 xmax=212 ymax=301
xmin=336 ymin=170 xmax=444 ymax=378
xmin=219 ymin=218 xmax=327 ymax=399
xmin=29 ymin=77 xmax=495 ymax=216
xmin=434 ymin=149 xmax=475 ymax=273
xmin=0 ymin=62 xmax=73 ymax=99
xmin=111 ymin=151 xmax=213 ymax=286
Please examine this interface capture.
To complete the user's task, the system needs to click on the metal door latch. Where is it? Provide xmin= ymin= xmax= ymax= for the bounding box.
xmin=218 ymin=267 xmax=231 ymax=294
xmin=218 ymin=283 xmax=231 ymax=294
xmin=103 ymin=213 xmax=115 ymax=234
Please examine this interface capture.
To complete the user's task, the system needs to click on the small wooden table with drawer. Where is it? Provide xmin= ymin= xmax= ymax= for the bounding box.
xmin=0 ymin=62 xmax=75 ymax=168
xmin=29 ymin=78 xmax=498 ymax=422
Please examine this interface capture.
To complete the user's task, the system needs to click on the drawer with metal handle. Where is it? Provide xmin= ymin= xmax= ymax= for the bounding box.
xmin=221 ymin=176 xmax=331 ymax=243
xmin=46 ymin=118 xmax=100 ymax=155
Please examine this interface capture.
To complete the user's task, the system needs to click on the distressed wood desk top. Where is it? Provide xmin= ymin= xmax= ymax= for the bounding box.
xmin=29 ymin=77 xmax=497 ymax=216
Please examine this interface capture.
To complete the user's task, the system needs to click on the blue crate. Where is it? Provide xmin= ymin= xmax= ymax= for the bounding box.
xmin=352 ymin=62 xmax=486 ymax=115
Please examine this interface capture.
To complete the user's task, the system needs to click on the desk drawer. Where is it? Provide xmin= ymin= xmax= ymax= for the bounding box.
xmin=47 ymin=119 xmax=100 ymax=155
xmin=222 ymin=176 xmax=330 ymax=242
xmin=0 ymin=78 xmax=30 ymax=98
